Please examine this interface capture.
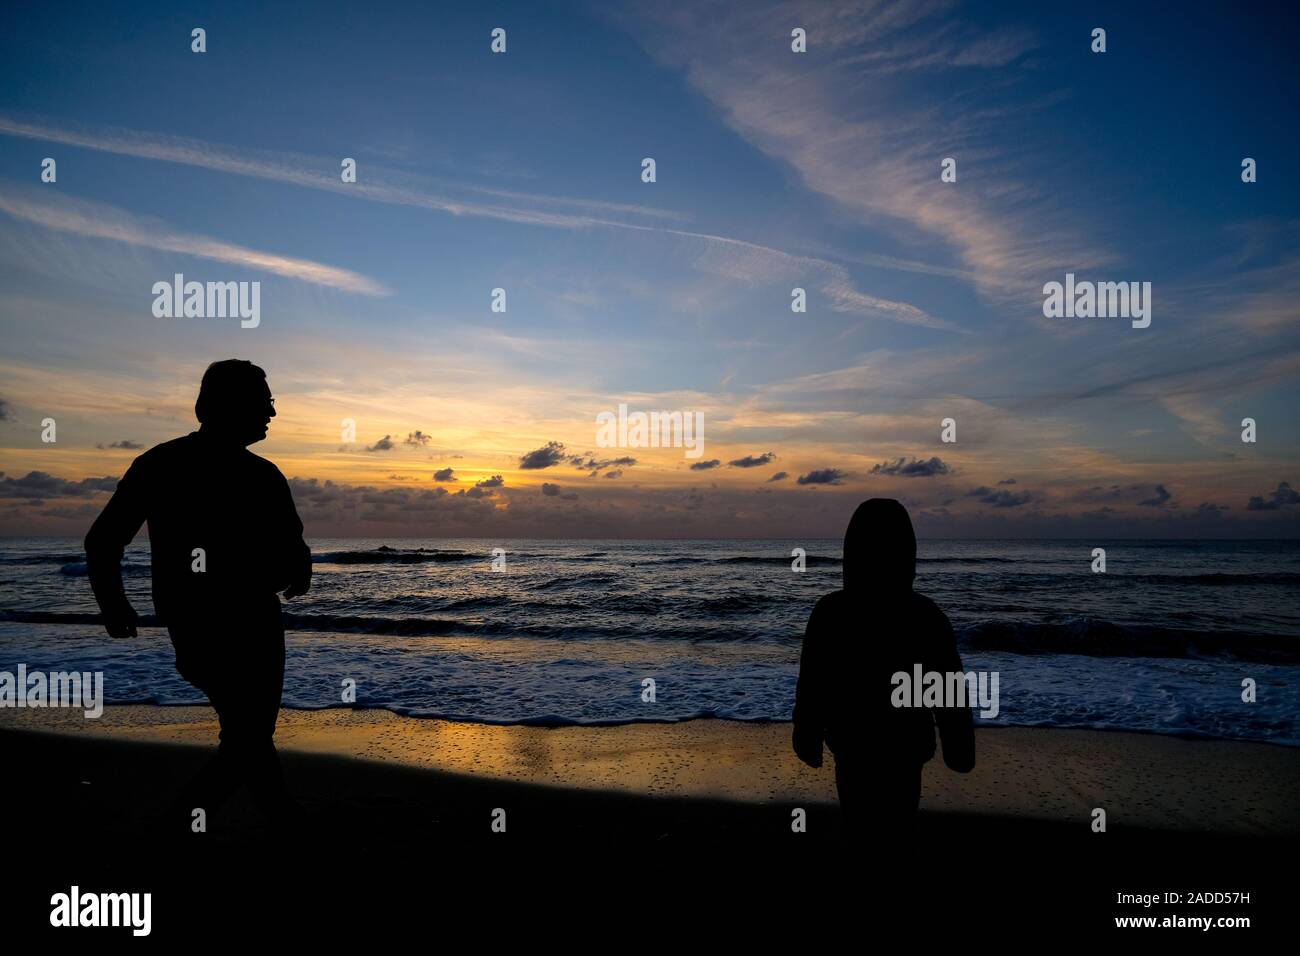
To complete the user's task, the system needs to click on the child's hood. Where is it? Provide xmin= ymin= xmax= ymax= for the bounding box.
xmin=842 ymin=498 xmax=916 ymax=593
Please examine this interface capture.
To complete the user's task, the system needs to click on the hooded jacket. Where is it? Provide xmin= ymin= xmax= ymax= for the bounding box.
xmin=793 ymin=499 xmax=975 ymax=770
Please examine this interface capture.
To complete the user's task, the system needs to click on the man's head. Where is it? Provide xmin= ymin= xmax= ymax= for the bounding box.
xmin=195 ymin=359 xmax=275 ymax=445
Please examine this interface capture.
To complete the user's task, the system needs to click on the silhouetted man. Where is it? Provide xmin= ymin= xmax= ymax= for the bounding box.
xmin=793 ymin=498 xmax=974 ymax=838
xmin=85 ymin=359 xmax=311 ymax=833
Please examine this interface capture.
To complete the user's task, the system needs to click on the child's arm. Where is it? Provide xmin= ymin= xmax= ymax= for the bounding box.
xmin=931 ymin=608 xmax=975 ymax=773
xmin=792 ymin=597 xmax=829 ymax=768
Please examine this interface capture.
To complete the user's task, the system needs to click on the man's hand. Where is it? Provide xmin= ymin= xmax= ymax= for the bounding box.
xmin=282 ymin=568 xmax=311 ymax=600
xmin=792 ymin=724 xmax=824 ymax=768
xmin=102 ymin=605 xmax=139 ymax=639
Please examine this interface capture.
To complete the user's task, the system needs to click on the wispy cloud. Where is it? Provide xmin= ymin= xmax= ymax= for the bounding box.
xmin=605 ymin=0 xmax=1108 ymax=301
xmin=0 ymin=114 xmax=942 ymax=330
xmin=623 ymin=223 xmax=956 ymax=329
xmin=0 ymin=186 xmax=389 ymax=295
xmin=0 ymin=114 xmax=684 ymax=230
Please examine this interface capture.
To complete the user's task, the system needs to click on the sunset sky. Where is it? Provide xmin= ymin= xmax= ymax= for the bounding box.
xmin=1 ymin=0 xmax=1297 ymax=538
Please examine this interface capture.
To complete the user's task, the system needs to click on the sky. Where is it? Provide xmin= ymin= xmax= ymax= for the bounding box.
xmin=0 ymin=0 xmax=1297 ymax=539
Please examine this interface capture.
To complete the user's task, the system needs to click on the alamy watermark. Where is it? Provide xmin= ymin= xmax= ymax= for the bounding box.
xmin=891 ymin=665 xmax=999 ymax=718
xmin=596 ymin=402 xmax=704 ymax=459
xmin=1042 ymin=273 xmax=1150 ymax=329
xmin=50 ymin=886 xmax=150 ymax=936
xmin=1 ymin=664 xmax=104 ymax=718
xmin=152 ymin=273 xmax=260 ymax=328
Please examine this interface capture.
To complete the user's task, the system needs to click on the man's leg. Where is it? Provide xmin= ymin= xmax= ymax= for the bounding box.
xmin=167 ymin=625 xmax=297 ymax=828
xmin=226 ymin=626 xmax=298 ymax=823
xmin=167 ymin=637 xmax=243 ymax=831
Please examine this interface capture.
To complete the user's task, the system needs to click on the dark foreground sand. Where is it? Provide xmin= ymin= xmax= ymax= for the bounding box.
xmin=2 ymin=706 xmax=1294 ymax=938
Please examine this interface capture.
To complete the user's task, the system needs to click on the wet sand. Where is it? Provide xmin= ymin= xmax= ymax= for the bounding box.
xmin=3 ymin=704 xmax=1297 ymax=835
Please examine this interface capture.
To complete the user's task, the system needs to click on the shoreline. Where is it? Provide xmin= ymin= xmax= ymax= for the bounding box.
xmin=10 ymin=696 xmax=1300 ymax=747
xmin=3 ymin=703 xmax=1297 ymax=835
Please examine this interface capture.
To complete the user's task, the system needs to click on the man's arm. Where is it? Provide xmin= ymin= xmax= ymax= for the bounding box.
xmin=84 ymin=459 xmax=148 ymax=638
xmin=930 ymin=608 xmax=975 ymax=773
xmin=792 ymin=597 xmax=829 ymax=768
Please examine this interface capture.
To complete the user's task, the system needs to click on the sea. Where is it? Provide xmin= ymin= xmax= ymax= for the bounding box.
xmin=1 ymin=537 xmax=1296 ymax=745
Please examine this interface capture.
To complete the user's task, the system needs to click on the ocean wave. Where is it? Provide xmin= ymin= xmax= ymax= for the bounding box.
xmin=723 ymin=554 xmax=843 ymax=567
xmin=313 ymin=546 xmax=478 ymax=564
xmin=0 ymin=609 xmax=163 ymax=627
xmin=279 ymin=613 xmax=769 ymax=642
xmin=0 ymin=607 xmax=772 ymax=642
xmin=956 ymin=619 xmax=1299 ymax=664
xmin=436 ymin=594 xmax=517 ymax=611
xmin=527 ymin=571 xmax=623 ymax=590
xmin=1124 ymin=572 xmax=1300 ymax=586
xmin=695 ymin=592 xmax=783 ymax=614
xmin=945 ymin=571 xmax=1300 ymax=593
xmin=51 ymin=561 xmax=172 ymax=578
xmin=638 ymin=554 xmax=842 ymax=567
xmin=5 ymin=605 xmax=1294 ymax=662
xmin=0 ymin=553 xmax=86 ymax=565
xmin=917 ymin=556 xmax=1021 ymax=564
xmin=21 ymin=547 xmax=1300 ymax=588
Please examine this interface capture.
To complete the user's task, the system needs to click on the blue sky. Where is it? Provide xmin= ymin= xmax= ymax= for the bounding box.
xmin=0 ymin=0 xmax=1297 ymax=537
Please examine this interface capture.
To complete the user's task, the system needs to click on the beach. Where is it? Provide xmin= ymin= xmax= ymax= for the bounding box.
xmin=4 ymin=708 xmax=1294 ymax=938
xmin=4 ymin=705 xmax=1298 ymax=836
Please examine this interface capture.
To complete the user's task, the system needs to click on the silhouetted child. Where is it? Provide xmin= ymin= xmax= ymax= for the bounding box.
xmin=85 ymin=359 xmax=312 ymax=835
xmin=793 ymin=498 xmax=974 ymax=838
